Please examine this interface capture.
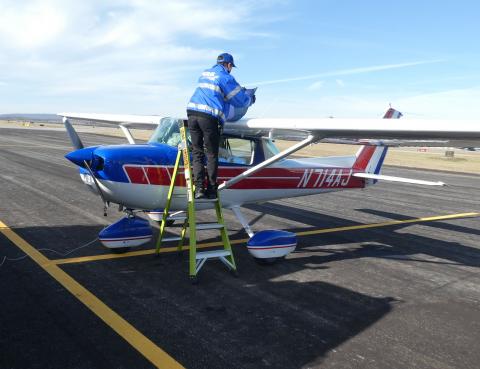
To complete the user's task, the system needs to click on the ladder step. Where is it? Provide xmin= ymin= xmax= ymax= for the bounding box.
xmin=161 ymin=236 xmax=182 ymax=242
xmin=196 ymin=250 xmax=231 ymax=260
xmin=167 ymin=215 xmax=187 ymax=221
xmin=196 ymin=222 xmax=224 ymax=230
xmin=195 ymin=198 xmax=218 ymax=203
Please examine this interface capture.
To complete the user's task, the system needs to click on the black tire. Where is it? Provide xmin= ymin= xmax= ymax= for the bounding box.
xmin=254 ymin=257 xmax=278 ymax=265
xmin=110 ymin=247 xmax=131 ymax=254
xmin=190 ymin=275 xmax=199 ymax=285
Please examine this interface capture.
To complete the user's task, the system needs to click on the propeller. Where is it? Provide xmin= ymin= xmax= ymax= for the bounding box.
xmin=83 ymin=159 xmax=109 ymax=216
xmin=63 ymin=116 xmax=84 ymax=150
xmin=62 ymin=116 xmax=109 ymax=215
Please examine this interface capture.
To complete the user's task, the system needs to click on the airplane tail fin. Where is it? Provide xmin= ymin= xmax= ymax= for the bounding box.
xmin=353 ymin=106 xmax=403 ymax=176
xmin=353 ymin=145 xmax=388 ymax=174
xmin=382 ymin=107 xmax=403 ymax=119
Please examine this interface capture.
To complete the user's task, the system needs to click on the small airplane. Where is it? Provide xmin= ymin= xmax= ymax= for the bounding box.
xmin=60 ymin=107 xmax=480 ymax=261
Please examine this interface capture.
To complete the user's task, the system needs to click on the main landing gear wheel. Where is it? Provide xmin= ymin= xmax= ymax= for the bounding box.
xmin=254 ymin=256 xmax=283 ymax=265
xmin=190 ymin=275 xmax=198 ymax=285
xmin=111 ymin=247 xmax=131 ymax=254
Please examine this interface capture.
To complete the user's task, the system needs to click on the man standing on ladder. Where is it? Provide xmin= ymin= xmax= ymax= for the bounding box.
xmin=187 ymin=53 xmax=255 ymax=199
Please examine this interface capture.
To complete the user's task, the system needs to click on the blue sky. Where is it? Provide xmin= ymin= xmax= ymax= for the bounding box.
xmin=1 ymin=0 xmax=479 ymax=118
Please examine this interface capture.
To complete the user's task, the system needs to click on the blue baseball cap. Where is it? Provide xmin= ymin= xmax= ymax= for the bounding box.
xmin=217 ymin=53 xmax=236 ymax=67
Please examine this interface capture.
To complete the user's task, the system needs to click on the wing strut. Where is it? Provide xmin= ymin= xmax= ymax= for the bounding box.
xmin=219 ymin=134 xmax=318 ymax=191
xmin=119 ymin=124 xmax=136 ymax=144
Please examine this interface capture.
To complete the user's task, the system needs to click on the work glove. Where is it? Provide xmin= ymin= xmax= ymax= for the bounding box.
xmin=250 ymin=94 xmax=256 ymax=105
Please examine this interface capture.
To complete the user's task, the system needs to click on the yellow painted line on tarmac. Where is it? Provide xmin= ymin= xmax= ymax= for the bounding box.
xmin=0 ymin=220 xmax=184 ymax=369
xmin=54 ymin=237 xmax=250 ymax=265
xmin=53 ymin=212 xmax=480 ymax=265
xmin=296 ymin=212 xmax=480 ymax=237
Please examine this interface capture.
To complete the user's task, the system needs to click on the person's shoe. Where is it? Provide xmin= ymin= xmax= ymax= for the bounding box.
xmin=205 ymin=186 xmax=218 ymax=199
xmin=194 ymin=189 xmax=206 ymax=199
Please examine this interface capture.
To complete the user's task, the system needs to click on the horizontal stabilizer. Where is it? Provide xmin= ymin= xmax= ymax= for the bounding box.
xmin=353 ymin=173 xmax=445 ymax=186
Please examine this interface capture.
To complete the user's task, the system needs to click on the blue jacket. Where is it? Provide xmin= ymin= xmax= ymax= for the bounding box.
xmin=187 ymin=64 xmax=252 ymax=124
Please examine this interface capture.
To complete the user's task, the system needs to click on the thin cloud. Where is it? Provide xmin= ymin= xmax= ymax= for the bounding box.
xmin=397 ymin=86 xmax=480 ymax=119
xmin=0 ymin=0 xmax=284 ymax=113
xmin=247 ymin=60 xmax=445 ymax=87
xmin=307 ymin=80 xmax=324 ymax=90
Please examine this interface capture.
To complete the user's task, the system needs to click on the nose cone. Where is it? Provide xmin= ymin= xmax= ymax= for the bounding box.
xmin=65 ymin=146 xmax=98 ymax=167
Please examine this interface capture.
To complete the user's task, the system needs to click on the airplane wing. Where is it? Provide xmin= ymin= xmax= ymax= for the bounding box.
xmin=58 ymin=113 xmax=162 ymax=128
xmin=59 ymin=113 xmax=480 ymax=148
xmin=320 ymin=138 xmax=453 ymax=147
xmin=224 ymin=118 xmax=480 ymax=148
xmin=58 ymin=113 xmax=163 ymax=145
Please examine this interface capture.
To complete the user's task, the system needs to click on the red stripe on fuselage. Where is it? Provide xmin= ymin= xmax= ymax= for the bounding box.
xmin=144 ymin=166 xmax=188 ymax=186
xmin=124 ymin=165 xmax=366 ymax=190
xmin=124 ymin=166 xmax=149 ymax=184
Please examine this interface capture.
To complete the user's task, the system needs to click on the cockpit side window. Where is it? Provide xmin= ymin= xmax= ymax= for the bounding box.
xmin=262 ymin=138 xmax=280 ymax=159
xmin=219 ymin=137 xmax=254 ymax=165
xmin=150 ymin=119 xmax=255 ymax=165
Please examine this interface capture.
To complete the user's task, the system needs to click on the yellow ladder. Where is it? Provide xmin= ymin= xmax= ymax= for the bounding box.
xmin=155 ymin=119 xmax=237 ymax=283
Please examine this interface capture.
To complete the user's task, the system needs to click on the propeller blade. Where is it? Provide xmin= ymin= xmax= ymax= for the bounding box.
xmin=63 ymin=117 xmax=84 ymax=150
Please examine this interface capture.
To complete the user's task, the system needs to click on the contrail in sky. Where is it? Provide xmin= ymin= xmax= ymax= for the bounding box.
xmin=246 ymin=60 xmax=445 ymax=87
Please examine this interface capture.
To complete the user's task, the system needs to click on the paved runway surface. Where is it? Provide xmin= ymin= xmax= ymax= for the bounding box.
xmin=1 ymin=127 xmax=479 ymax=369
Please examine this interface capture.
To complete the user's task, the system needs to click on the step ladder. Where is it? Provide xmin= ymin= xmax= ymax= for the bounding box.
xmin=155 ymin=119 xmax=237 ymax=283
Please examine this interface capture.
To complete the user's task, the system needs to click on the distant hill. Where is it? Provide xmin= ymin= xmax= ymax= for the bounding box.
xmin=0 ymin=113 xmax=62 ymax=123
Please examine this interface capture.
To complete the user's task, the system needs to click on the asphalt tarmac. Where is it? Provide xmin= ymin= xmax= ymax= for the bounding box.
xmin=1 ymin=127 xmax=479 ymax=369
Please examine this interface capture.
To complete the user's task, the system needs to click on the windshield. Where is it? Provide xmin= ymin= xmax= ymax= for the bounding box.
xmin=148 ymin=117 xmax=189 ymax=147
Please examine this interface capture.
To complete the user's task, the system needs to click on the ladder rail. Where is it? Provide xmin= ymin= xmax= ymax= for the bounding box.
xmin=155 ymin=149 xmax=182 ymax=254
xmin=178 ymin=121 xmax=199 ymax=279
xmin=215 ymin=194 xmax=236 ymax=270
xmin=154 ymin=118 xmax=237 ymax=281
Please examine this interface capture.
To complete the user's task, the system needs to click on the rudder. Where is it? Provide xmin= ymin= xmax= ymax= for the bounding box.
xmin=353 ymin=106 xmax=403 ymax=174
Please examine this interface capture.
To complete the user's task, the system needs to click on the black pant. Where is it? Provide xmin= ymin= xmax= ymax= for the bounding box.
xmin=187 ymin=113 xmax=220 ymax=190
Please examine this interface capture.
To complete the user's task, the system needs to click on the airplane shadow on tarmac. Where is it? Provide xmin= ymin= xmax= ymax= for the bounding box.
xmin=3 ymin=202 xmax=479 ymax=369
xmin=1 ymin=222 xmax=395 ymax=369
xmin=0 ymin=198 xmax=480 ymax=369
xmin=245 ymin=202 xmax=480 ymax=269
